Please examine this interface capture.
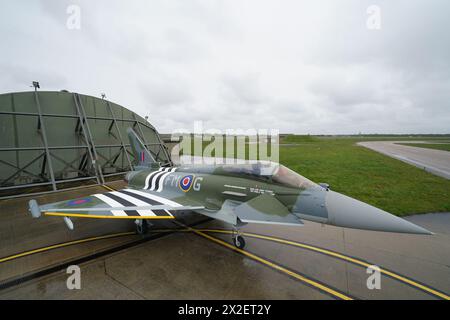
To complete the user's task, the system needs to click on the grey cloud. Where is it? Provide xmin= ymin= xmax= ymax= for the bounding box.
xmin=1 ymin=1 xmax=449 ymax=134
xmin=140 ymin=77 xmax=193 ymax=107
xmin=0 ymin=64 xmax=68 ymax=92
xmin=220 ymin=73 xmax=267 ymax=105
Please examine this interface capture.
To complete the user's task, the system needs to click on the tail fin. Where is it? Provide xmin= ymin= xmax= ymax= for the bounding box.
xmin=127 ymin=128 xmax=159 ymax=170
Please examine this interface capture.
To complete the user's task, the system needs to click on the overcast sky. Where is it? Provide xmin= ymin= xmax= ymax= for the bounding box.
xmin=1 ymin=1 xmax=449 ymax=134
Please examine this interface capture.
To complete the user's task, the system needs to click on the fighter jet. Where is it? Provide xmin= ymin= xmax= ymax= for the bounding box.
xmin=28 ymin=129 xmax=432 ymax=249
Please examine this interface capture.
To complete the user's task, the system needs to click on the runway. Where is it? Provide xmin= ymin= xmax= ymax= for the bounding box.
xmin=0 ymin=182 xmax=449 ymax=299
xmin=358 ymin=141 xmax=450 ymax=179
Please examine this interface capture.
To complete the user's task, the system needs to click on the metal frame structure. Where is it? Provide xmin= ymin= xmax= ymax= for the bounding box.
xmin=0 ymin=91 xmax=172 ymax=199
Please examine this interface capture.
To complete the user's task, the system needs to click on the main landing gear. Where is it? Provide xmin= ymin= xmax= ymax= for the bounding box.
xmin=135 ymin=219 xmax=149 ymax=234
xmin=232 ymin=227 xmax=246 ymax=249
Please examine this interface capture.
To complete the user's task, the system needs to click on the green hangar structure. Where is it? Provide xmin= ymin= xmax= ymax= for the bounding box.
xmin=0 ymin=90 xmax=172 ymax=199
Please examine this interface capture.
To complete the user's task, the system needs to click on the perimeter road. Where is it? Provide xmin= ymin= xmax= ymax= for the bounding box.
xmin=358 ymin=141 xmax=450 ymax=179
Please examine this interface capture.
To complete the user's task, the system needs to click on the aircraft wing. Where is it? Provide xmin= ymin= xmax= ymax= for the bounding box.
xmin=29 ymin=188 xmax=204 ymax=220
xmin=234 ymin=194 xmax=303 ymax=226
xmin=194 ymin=194 xmax=303 ymax=227
xmin=30 ymin=188 xmax=301 ymax=228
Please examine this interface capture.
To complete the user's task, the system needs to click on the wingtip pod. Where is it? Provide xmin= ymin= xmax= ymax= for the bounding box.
xmin=325 ymin=191 xmax=433 ymax=235
xmin=28 ymin=199 xmax=41 ymax=218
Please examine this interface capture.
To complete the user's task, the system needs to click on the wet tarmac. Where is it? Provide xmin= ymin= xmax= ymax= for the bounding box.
xmin=0 ymin=181 xmax=449 ymax=300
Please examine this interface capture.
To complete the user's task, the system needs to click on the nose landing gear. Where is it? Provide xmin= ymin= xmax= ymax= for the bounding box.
xmin=232 ymin=227 xmax=246 ymax=249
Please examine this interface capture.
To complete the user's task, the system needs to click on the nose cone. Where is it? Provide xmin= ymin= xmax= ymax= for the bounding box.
xmin=325 ymin=191 xmax=432 ymax=235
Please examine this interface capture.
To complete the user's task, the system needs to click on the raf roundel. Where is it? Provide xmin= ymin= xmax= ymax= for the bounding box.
xmin=179 ymin=175 xmax=194 ymax=192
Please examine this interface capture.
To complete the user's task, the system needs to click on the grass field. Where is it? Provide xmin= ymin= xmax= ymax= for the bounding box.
xmin=180 ymin=134 xmax=450 ymax=216
xmin=396 ymin=142 xmax=450 ymax=152
xmin=280 ymin=135 xmax=450 ymax=216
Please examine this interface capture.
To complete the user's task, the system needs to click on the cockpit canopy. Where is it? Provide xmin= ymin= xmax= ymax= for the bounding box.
xmin=177 ymin=161 xmax=317 ymax=189
xmin=271 ymin=164 xmax=317 ymax=189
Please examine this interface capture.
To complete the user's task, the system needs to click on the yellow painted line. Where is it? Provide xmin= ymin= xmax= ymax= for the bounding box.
xmin=198 ymin=229 xmax=450 ymax=301
xmin=44 ymin=212 xmax=174 ymax=219
xmin=152 ymin=227 xmax=449 ymax=300
xmin=181 ymin=226 xmax=353 ymax=300
xmin=102 ymin=185 xmax=116 ymax=192
xmin=0 ymin=232 xmax=136 ymax=264
xmin=102 ymin=185 xmax=448 ymax=300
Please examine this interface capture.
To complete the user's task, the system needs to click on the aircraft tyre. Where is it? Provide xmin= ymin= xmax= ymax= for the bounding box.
xmin=233 ymin=235 xmax=246 ymax=249
xmin=136 ymin=220 xmax=148 ymax=234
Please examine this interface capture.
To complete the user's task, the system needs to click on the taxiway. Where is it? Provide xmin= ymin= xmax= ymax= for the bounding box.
xmin=358 ymin=141 xmax=450 ymax=179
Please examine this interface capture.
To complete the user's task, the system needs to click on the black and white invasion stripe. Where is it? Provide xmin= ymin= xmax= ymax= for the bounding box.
xmin=95 ymin=192 xmax=140 ymax=216
xmin=155 ymin=167 xmax=177 ymax=192
xmin=144 ymin=167 xmax=177 ymax=191
xmin=148 ymin=167 xmax=170 ymax=191
xmin=123 ymin=188 xmax=182 ymax=215
xmin=93 ymin=188 xmax=182 ymax=217
xmin=143 ymin=168 xmax=165 ymax=190
xmin=118 ymin=189 xmax=171 ymax=216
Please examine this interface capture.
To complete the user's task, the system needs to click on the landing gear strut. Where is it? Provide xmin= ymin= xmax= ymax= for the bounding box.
xmin=232 ymin=227 xmax=246 ymax=249
xmin=135 ymin=219 xmax=148 ymax=234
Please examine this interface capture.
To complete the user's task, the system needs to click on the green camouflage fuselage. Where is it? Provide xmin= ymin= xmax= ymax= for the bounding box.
xmin=127 ymin=167 xmax=330 ymax=224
